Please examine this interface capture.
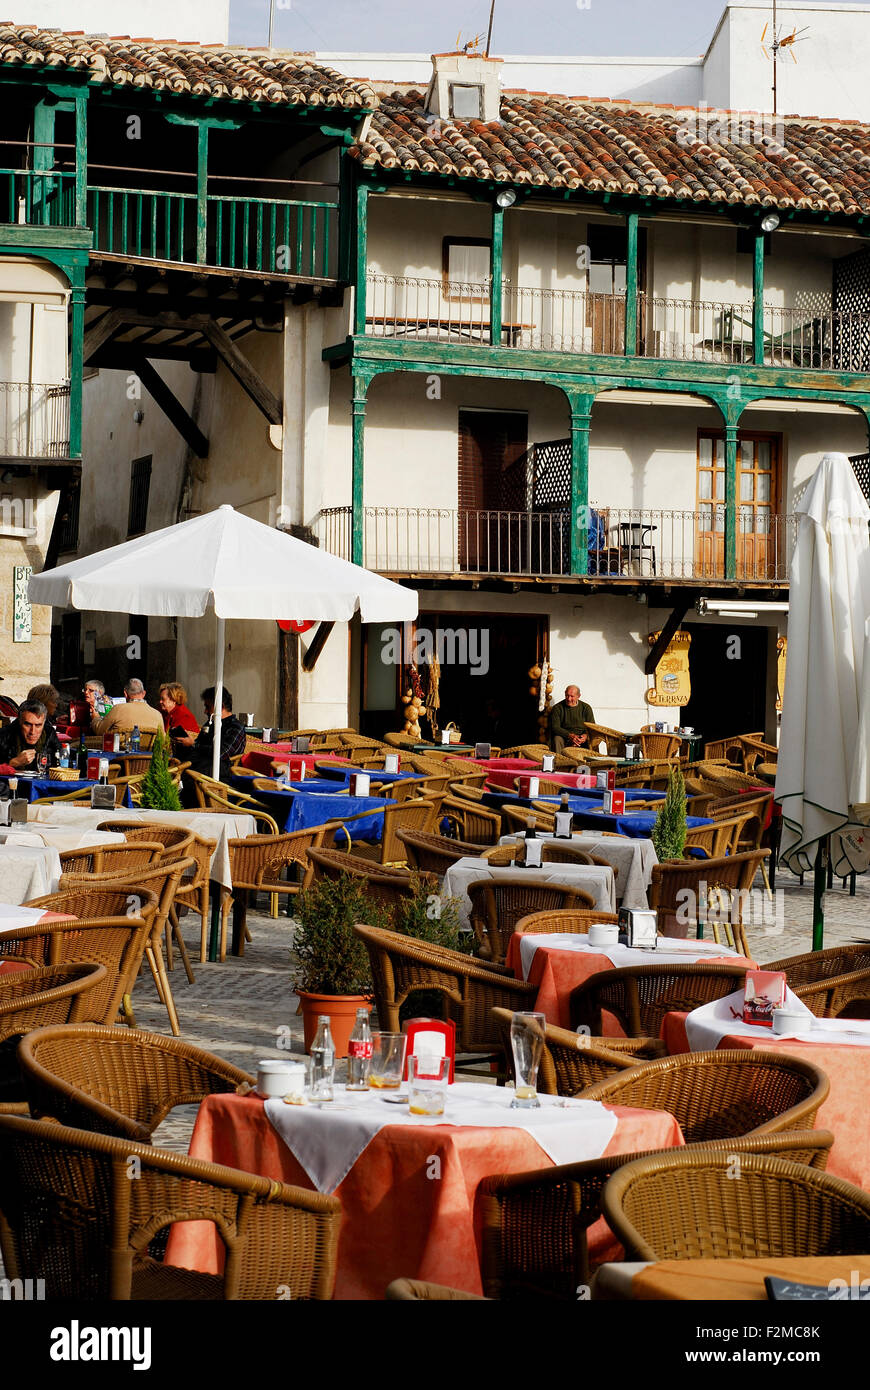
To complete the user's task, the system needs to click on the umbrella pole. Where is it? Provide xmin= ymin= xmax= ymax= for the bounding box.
xmin=812 ymin=837 xmax=827 ymax=952
xmin=212 ymin=615 xmax=225 ymax=783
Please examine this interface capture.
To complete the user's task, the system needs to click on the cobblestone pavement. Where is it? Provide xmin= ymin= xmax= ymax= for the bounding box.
xmin=144 ymin=871 xmax=869 ymax=1152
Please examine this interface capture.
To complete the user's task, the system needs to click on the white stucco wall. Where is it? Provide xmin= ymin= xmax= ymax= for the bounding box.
xmin=7 ymin=0 xmax=229 ymax=43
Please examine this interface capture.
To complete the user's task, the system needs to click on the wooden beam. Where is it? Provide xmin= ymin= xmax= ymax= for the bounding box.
xmin=644 ymin=602 xmax=690 ymax=676
xmin=83 ymin=309 xmax=124 ymax=363
xmin=203 ymin=320 xmax=283 ymax=424
xmin=301 ymin=622 xmax=335 ymax=673
xmin=90 ymin=347 xmax=218 ymax=371
xmin=277 ymin=626 xmax=298 ymax=729
xmin=135 ymin=359 xmax=209 ymax=458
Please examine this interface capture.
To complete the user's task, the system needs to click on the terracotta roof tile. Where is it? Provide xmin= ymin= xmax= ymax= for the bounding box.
xmin=0 ymin=23 xmax=376 ymax=110
xmin=352 ymin=90 xmax=870 ymax=215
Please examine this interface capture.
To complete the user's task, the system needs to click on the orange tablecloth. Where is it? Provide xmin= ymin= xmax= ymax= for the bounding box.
xmin=631 ymin=1255 xmax=870 ymax=1301
xmin=165 ymin=1093 xmax=683 ymax=1299
xmin=664 ymin=1011 xmax=870 ymax=1189
xmin=507 ymin=934 xmax=749 ymax=1032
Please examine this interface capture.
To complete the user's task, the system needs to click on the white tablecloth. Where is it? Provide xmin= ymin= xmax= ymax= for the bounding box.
xmin=0 ymin=843 xmax=62 ymax=903
xmin=517 ymin=932 xmax=746 ymax=981
xmin=0 ymin=903 xmax=59 ymax=935
xmin=499 ymin=831 xmax=657 ymax=910
xmin=28 ymin=805 xmax=257 ymax=891
xmin=265 ymin=1081 xmax=618 ymax=1193
xmin=443 ymin=857 xmax=616 ymax=929
xmin=0 ymin=826 xmax=125 ymax=853
xmin=684 ymin=987 xmax=870 ymax=1051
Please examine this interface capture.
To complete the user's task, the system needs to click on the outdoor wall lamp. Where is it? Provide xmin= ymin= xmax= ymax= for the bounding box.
xmin=496 ymin=189 xmax=517 ymax=208
xmin=696 ymin=597 xmax=789 ymax=615
xmin=760 ymin=213 xmax=780 ymax=233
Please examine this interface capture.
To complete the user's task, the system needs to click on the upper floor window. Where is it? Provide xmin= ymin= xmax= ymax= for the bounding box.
xmin=128 ymin=455 xmax=152 ymax=536
xmin=443 ymin=236 xmax=491 ymax=300
xmin=449 ymin=84 xmax=483 ymax=119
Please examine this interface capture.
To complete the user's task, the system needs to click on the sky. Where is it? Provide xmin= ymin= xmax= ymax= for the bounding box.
xmin=228 ymin=0 xmax=729 ymax=58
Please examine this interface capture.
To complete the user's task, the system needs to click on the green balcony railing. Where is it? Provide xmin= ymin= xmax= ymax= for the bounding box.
xmin=0 ymin=168 xmax=76 ymax=228
xmin=88 ymin=185 xmax=196 ymax=263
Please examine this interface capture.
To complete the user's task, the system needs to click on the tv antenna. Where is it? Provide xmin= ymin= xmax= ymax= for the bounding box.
xmin=760 ymin=0 xmax=810 ymax=114
xmin=455 ymin=30 xmax=485 ymax=53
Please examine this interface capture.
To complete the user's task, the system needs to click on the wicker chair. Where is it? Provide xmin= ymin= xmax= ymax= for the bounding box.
xmin=354 ymin=923 xmax=538 ymax=1071
xmin=601 ymin=1148 xmax=870 ymax=1263
xmin=476 ymin=1130 xmax=835 ymax=1299
xmin=19 ymin=1023 xmax=254 ymax=1143
xmin=440 ymin=796 xmax=502 ymax=846
xmin=515 ymin=907 xmax=619 ymax=935
xmin=639 ymin=732 xmax=681 ymax=761
xmin=57 ymin=859 xmax=195 ymax=1037
xmin=583 ymin=723 xmax=627 ymax=757
xmin=58 ymin=841 xmax=165 ymax=877
xmin=491 ymin=1008 xmax=665 ymax=1097
xmin=482 ymin=843 xmax=604 ymax=868
xmin=467 ymin=877 xmax=595 ymax=964
xmin=683 ymin=811 xmax=760 ymax=859
xmin=0 ymin=1113 xmax=341 ymax=1300
xmin=330 ymin=799 xmax=437 ymax=866
xmin=395 ymin=828 xmax=489 ymax=877
xmin=3 ymin=897 xmax=157 ymax=1028
xmin=305 ymin=847 xmax=420 ymax=912
xmin=648 ymin=848 xmax=770 ymax=953
xmin=569 ymin=961 xmax=751 ymax=1039
xmin=185 ymin=771 xmax=280 ymax=833
xmin=581 ymin=1048 xmax=830 ymax=1143
xmin=0 ymin=964 xmax=108 ymax=1113
xmin=220 ymin=827 xmax=328 ymax=959
xmin=98 ymin=823 xmax=195 ymax=862
xmin=502 ymin=804 xmax=555 ymax=835
xmin=385 ymin=1278 xmax=487 ymax=1300
xmin=763 ymin=944 xmax=870 ymax=1019
xmin=99 ymin=822 xmax=216 ymax=965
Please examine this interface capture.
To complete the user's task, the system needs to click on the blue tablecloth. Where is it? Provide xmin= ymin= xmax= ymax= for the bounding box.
xmin=252 ymin=786 xmax=396 ymax=842
xmin=12 ymin=777 xmax=134 ymax=807
xmin=568 ymin=808 xmax=712 ymax=838
xmin=314 ymin=765 xmax=423 ymax=788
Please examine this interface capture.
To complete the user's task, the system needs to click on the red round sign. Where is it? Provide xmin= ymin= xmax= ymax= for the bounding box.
xmin=277 ymin=619 xmax=316 ymax=634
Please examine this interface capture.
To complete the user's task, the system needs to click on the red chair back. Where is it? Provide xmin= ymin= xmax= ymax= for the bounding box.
xmin=402 ymin=1017 xmax=456 ymax=1083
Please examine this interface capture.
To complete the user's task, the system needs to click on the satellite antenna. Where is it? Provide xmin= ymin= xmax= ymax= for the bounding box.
xmin=760 ymin=0 xmax=810 ymax=114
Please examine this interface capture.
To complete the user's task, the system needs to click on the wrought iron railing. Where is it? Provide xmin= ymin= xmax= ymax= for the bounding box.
xmin=0 ymin=381 xmax=71 ymax=458
xmin=0 ymin=168 xmax=76 ymax=227
xmin=312 ymin=503 xmax=796 ymax=581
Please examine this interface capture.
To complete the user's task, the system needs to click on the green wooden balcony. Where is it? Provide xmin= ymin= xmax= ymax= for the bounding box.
xmin=0 ymin=168 xmax=76 ymax=228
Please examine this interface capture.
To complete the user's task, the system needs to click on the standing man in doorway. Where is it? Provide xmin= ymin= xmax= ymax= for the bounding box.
xmin=549 ymin=685 xmax=595 ymax=753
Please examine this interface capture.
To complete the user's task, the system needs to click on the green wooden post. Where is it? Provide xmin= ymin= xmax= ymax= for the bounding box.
xmin=74 ymin=94 xmax=87 ymax=227
xmin=32 ymin=100 xmax=55 ymax=224
xmin=490 ymin=205 xmax=504 ymax=346
xmin=724 ymin=421 xmax=739 ymax=580
xmin=351 ymin=374 xmax=368 ymax=565
xmin=68 ymin=263 xmax=86 ymax=458
xmin=624 ymin=210 xmax=639 ymax=357
xmin=196 ymin=123 xmax=209 ymax=265
xmin=753 ymin=230 xmax=765 ymax=366
xmin=568 ymin=391 xmax=596 ymax=576
xmin=354 ymin=183 xmax=369 ymax=337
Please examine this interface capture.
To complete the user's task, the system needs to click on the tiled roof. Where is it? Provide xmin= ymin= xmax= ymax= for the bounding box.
xmin=0 ymin=24 xmax=376 ymax=109
xmin=352 ymin=89 xmax=870 ymax=215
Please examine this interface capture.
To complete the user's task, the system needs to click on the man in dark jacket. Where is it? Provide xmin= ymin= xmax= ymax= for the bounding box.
xmin=176 ymin=686 xmax=247 ymax=805
xmin=0 ymin=699 xmax=62 ymax=770
xmin=549 ymin=685 xmax=595 ymax=753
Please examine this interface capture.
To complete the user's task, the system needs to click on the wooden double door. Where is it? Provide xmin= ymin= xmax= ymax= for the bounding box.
xmin=696 ymin=431 xmax=781 ymax=580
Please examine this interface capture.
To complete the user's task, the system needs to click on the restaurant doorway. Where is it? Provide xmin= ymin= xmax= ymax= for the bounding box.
xmin=680 ymin=622 xmax=769 ymax=745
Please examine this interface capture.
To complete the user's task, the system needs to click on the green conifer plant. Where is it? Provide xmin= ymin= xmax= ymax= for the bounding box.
xmin=138 ymin=732 xmax=183 ymax=812
xmin=651 ymin=763 xmax=688 ymax=862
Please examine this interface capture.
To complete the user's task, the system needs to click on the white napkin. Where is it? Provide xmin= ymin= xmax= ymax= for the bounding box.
xmin=517 ymin=932 xmax=743 ymax=982
xmin=0 ymin=903 xmax=50 ymax=935
xmin=685 ymin=986 xmax=814 ymax=1050
xmin=265 ymin=1081 xmax=618 ymax=1194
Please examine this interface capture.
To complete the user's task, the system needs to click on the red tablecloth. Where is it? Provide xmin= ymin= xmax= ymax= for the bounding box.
xmin=663 ymin=1012 xmax=870 ymax=1189
xmin=241 ymin=748 xmax=349 ymax=777
xmin=506 ymin=934 xmax=750 ymax=1032
xmin=0 ymin=911 xmax=80 ymax=972
xmin=165 ymin=1093 xmax=683 ymax=1299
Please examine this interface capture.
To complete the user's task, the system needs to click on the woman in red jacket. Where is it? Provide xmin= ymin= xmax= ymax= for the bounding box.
xmin=157 ymin=682 xmax=200 ymax=750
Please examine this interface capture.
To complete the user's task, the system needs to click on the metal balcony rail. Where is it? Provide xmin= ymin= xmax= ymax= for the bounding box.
xmin=0 ymin=381 xmax=71 ymax=458
xmin=502 ymin=284 xmax=626 ymax=352
xmin=366 ymin=273 xmax=493 ymax=342
xmin=313 ymin=504 xmax=796 ymax=582
xmin=0 ymin=168 xmax=76 ymax=228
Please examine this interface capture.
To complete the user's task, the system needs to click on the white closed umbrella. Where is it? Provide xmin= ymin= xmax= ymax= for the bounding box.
xmin=29 ymin=505 xmax=418 ymax=778
xmin=775 ymin=453 xmax=870 ymax=946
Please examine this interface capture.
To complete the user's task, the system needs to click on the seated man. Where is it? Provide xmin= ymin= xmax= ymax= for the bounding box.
xmin=549 ymin=684 xmax=595 ymax=754
xmin=175 ymin=686 xmax=247 ymax=805
xmin=0 ymin=698 xmax=62 ymax=771
xmin=97 ymin=678 xmax=164 ymax=743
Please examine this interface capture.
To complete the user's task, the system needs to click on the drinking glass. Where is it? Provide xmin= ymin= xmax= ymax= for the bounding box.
xmin=368 ymin=1032 xmax=407 ymax=1089
xmin=509 ymin=1012 xmax=547 ymax=1109
xmin=408 ymin=1054 xmax=449 ymax=1116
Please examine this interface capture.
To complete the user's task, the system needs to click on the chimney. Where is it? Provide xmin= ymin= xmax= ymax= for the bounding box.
xmin=425 ymin=51 xmax=503 ymax=124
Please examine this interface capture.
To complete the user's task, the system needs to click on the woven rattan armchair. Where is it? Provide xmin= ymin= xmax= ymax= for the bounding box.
xmin=502 ymin=804 xmax=555 ymax=835
xmin=354 ymin=923 xmax=537 ymax=1071
xmin=763 ymin=944 xmax=870 ymax=1019
xmin=639 ymin=732 xmax=681 ymax=761
xmin=99 ymin=822 xmax=215 ymax=965
xmin=185 ymin=771 xmax=280 ymax=833
xmin=395 ymin=828 xmax=489 ymax=877
xmin=583 ymin=723 xmax=627 ymax=757
xmin=333 ymin=799 xmax=438 ymax=866
xmin=491 ymin=1008 xmax=665 ymax=1097
xmin=476 ymin=1130 xmax=835 ymax=1300
xmin=19 ymin=1023 xmax=254 ymax=1143
xmin=0 ymin=1113 xmax=341 ymax=1299
xmin=601 ymin=1148 xmax=870 ymax=1263
xmin=482 ymin=843 xmax=603 ymax=868
xmin=440 ymin=795 xmax=502 ymax=846
xmin=305 ymin=847 xmax=420 ymax=912
xmin=683 ymin=811 xmax=760 ymax=859
xmin=0 ymin=964 xmax=108 ymax=1113
xmin=58 ymin=840 xmax=165 ymax=877
xmin=467 ymin=877 xmax=595 ymax=964
xmin=569 ymin=961 xmax=751 ymax=1039
xmin=581 ymin=1048 xmax=830 ymax=1143
xmin=515 ymin=907 xmax=619 ymax=935
xmin=4 ymin=896 xmax=157 ymax=1028
xmin=648 ymin=848 xmax=770 ymax=953
xmin=220 ymin=827 xmax=328 ymax=959
xmin=99 ymin=823 xmax=195 ymax=862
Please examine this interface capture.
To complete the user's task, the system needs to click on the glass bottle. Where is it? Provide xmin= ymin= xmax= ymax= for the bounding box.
xmin=346 ymin=1008 xmax=373 ymax=1091
xmin=554 ymin=790 xmax=574 ymax=839
xmin=130 ymin=725 xmax=141 ymax=752
xmin=309 ymin=1015 xmax=335 ymax=1101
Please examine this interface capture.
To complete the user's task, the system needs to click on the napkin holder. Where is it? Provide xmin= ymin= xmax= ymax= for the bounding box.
xmin=541 ymin=754 xmax=555 ymax=772
xmin=291 ymin=735 xmax=310 ymax=754
xmin=90 ymin=784 xmax=117 ymax=811
xmin=384 ymin=753 xmax=400 ymax=773
xmin=520 ymin=836 xmax=543 ymax=868
xmin=349 ymin=772 xmax=371 ymax=796
xmin=602 ymin=790 xmax=625 ymax=815
xmin=743 ymin=969 xmax=786 ymax=1027
xmin=474 ymin=742 xmax=491 ymax=760
xmin=619 ymin=907 xmax=658 ymax=950
xmin=8 ymin=797 xmax=29 ymax=824
xmin=287 ymin=757 xmax=306 ymax=780
xmin=517 ymin=775 xmax=539 ymax=799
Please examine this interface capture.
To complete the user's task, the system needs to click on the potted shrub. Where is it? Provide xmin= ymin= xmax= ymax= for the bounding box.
xmin=138 ymin=732 xmax=182 ymax=811
xmin=389 ymin=872 xmax=473 ymax=1023
xmin=651 ymin=764 xmax=689 ymax=937
xmin=292 ymin=872 xmax=387 ymax=1055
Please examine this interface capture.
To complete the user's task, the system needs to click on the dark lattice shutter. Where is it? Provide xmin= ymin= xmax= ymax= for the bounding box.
xmin=833 ymin=249 xmax=870 ymax=372
xmin=849 ymin=452 xmax=870 ymax=504
xmin=458 ymin=411 xmax=527 ymax=570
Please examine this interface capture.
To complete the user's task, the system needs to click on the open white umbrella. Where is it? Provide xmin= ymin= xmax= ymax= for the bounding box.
xmin=28 ymin=504 xmax=418 ymax=778
xmin=774 ymin=453 xmax=870 ymax=946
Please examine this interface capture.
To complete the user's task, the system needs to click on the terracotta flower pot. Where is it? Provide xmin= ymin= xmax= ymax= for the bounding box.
xmin=296 ymin=991 xmax=372 ymax=1058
